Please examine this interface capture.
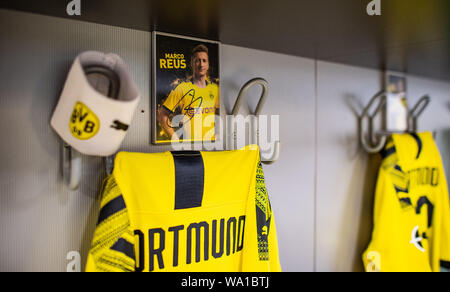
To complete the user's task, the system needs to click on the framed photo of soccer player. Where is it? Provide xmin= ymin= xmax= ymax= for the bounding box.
xmin=152 ymin=32 xmax=220 ymax=145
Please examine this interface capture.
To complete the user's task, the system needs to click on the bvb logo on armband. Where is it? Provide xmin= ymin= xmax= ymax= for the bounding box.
xmin=69 ymin=102 xmax=100 ymax=140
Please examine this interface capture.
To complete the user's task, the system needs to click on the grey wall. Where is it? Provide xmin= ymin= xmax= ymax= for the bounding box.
xmin=221 ymin=46 xmax=316 ymax=271
xmin=0 ymin=9 xmax=449 ymax=272
xmin=316 ymin=63 xmax=383 ymax=272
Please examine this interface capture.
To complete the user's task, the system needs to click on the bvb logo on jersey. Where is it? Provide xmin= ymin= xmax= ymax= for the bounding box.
xmin=69 ymin=102 xmax=100 ymax=140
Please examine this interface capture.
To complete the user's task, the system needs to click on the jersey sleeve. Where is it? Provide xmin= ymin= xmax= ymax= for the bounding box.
xmin=162 ymin=85 xmax=184 ymax=113
xmin=242 ymin=159 xmax=281 ymax=272
xmin=85 ymin=176 xmax=136 ymax=272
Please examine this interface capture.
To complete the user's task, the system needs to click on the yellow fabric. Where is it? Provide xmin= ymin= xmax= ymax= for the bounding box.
xmin=86 ymin=146 xmax=281 ymax=272
xmin=162 ymin=81 xmax=219 ymax=141
xmin=85 ymin=177 xmax=135 ymax=272
xmin=363 ymin=132 xmax=450 ymax=272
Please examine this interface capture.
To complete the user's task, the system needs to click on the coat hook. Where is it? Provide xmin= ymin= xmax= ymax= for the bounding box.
xmin=409 ymin=95 xmax=430 ymax=133
xmin=359 ymin=91 xmax=388 ymax=154
xmin=63 ymin=143 xmax=82 ymax=190
xmin=228 ymin=78 xmax=280 ymax=164
xmin=359 ymin=91 xmax=431 ymax=154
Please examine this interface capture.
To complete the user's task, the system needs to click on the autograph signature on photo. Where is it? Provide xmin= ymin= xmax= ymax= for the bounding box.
xmin=166 ymin=88 xmax=203 ymax=129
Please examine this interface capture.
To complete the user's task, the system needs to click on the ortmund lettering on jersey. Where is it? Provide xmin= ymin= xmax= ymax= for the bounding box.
xmin=391 ymin=166 xmax=440 ymax=209
xmin=407 ymin=167 xmax=439 ymax=188
xmin=391 ymin=166 xmax=439 ymax=195
xmin=134 ymin=215 xmax=246 ymax=271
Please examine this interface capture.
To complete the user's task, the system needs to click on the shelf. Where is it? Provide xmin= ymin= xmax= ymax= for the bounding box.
xmin=1 ymin=0 xmax=448 ymax=81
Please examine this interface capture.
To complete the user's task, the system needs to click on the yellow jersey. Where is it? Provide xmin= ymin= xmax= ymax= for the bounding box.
xmin=86 ymin=146 xmax=281 ymax=272
xmin=363 ymin=132 xmax=450 ymax=272
xmin=162 ymin=81 xmax=219 ymax=142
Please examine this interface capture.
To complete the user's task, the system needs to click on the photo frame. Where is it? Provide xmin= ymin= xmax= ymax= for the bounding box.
xmin=152 ymin=32 xmax=221 ymax=145
xmin=384 ymin=71 xmax=408 ymax=133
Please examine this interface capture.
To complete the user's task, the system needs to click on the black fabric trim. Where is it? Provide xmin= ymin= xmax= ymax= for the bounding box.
xmin=410 ymin=133 xmax=423 ymax=159
xmin=381 ymin=146 xmax=396 ymax=159
xmin=441 ymin=261 xmax=450 ymax=269
xmin=394 ymin=165 xmax=403 ymax=172
xmin=399 ymin=197 xmax=413 ymax=206
xmin=171 ymin=151 xmax=204 ymax=210
xmin=97 ymin=195 xmax=126 ymax=225
xmin=416 ymin=196 xmax=434 ymax=228
xmin=111 ymin=238 xmax=135 ymax=260
xmin=162 ymin=105 xmax=175 ymax=114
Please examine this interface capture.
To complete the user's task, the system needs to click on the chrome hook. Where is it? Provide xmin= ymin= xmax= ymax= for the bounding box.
xmin=232 ymin=78 xmax=269 ymax=116
xmin=409 ymin=95 xmax=430 ymax=133
xmin=360 ymin=91 xmax=388 ymax=154
xmin=228 ymin=78 xmax=280 ymax=164
xmin=63 ymin=143 xmax=82 ymax=190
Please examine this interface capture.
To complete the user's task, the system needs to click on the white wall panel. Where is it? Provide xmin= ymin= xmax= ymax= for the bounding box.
xmin=316 ymin=61 xmax=382 ymax=272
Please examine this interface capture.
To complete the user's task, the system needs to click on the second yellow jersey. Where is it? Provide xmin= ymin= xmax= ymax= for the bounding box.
xmin=162 ymin=81 xmax=219 ymax=141
xmin=86 ymin=146 xmax=281 ymax=272
xmin=363 ymin=132 xmax=450 ymax=272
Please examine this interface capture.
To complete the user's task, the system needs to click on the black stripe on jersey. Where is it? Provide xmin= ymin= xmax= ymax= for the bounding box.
xmin=171 ymin=151 xmax=204 ymax=210
xmin=441 ymin=261 xmax=450 ymax=269
xmin=97 ymin=195 xmax=126 ymax=225
xmin=381 ymin=146 xmax=396 ymax=159
xmin=111 ymin=238 xmax=135 ymax=260
xmin=394 ymin=165 xmax=403 ymax=172
xmin=410 ymin=133 xmax=423 ymax=159
xmin=394 ymin=186 xmax=409 ymax=195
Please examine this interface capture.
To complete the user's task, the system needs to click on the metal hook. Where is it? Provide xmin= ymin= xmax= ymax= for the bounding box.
xmin=63 ymin=143 xmax=82 ymax=190
xmin=232 ymin=78 xmax=269 ymax=116
xmin=409 ymin=95 xmax=430 ymax=133
xmin=359 ymin=91 xmax=431 ymax=154
xmin=228 ymin=78 xmax=280 ymax=164
xmin=360 ymin=91 xmax=388 ymax=154
xmin=63 ymin=65 xmax=120 ymax=190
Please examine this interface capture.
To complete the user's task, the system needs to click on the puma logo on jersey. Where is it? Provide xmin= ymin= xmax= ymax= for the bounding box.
xmin=410 ymin=226 xmax=426 ymax=253
xmin=261 ymin=226 xmax=268 ymax=236
xmin=111 ymin=120 xmax=129 ymax=131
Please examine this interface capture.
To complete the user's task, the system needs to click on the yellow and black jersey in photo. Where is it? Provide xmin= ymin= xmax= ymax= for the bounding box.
xmin=363 ymin=132 xmax=450 ymax=272
xmin=162 ymin=81 xmax=219 ymax=142
xmin=86 ymin=146 xmax=281 ymax=272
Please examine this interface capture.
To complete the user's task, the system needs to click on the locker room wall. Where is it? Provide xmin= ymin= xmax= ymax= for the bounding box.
xmin=0 ymin=9 xmax=449 ymax=272
xmin=0 ymin=9 xmax=316 ymax=272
